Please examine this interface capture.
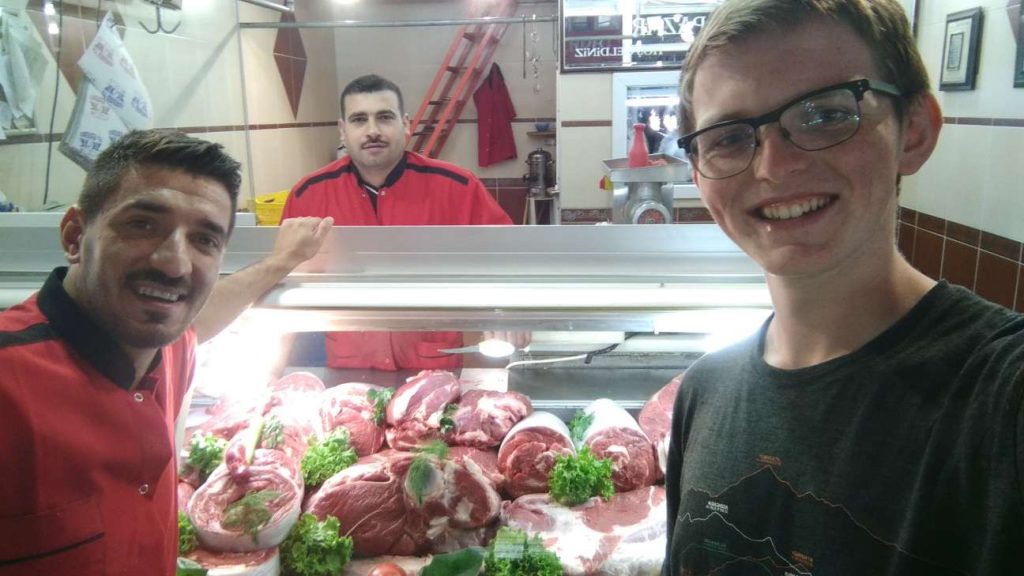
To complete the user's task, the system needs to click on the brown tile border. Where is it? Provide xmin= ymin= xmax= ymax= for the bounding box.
xmin=1017 ymin=268 xmax=1024 ymax=313
xmin=980 ymin=231 xmax=1023 ymax=262
xmin=0 ymin=121 xmax=342 ymax=146
xmin=975 ymin=251 xmax=1018 ymax=309
xmin=916 ymin=212 xmax=945 ymax=235
xmin=899 ymin=208 xmax=1023 ymax=311
xmin=561 ymin=120 xmax=612 ymax=128
xmin=943 ymin=116 xmax=1024 ymax=127
xmin=6 ymin=115 xmax=1019 ymax=147
xmin=898 ymin=207 xmax=917 ymax=225
xmin=940 ymin=239 xmax=978 ymax=290
xmin=494 ymin=178 xmax=528 ymax=188
xmin=912 ymin=229 xmax=944 ymax=281
xmin=947 ymin=117 xmax=994 ymax=126
xmin=0 ymin=132 xmax=59 ymax=145
xmin=1 ymin=118 xmax=564 ymax=146
xmin=946 ymin=221 xmax=980 ymax=247
xmin=560 ymin=208 xmax=611 ymax=223
xmin=674 ymin=207 xmax=713 ymax=222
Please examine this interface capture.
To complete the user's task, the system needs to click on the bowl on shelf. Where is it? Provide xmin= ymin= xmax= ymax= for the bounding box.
xmin=534 ymin=122 xmax=551 ymax=133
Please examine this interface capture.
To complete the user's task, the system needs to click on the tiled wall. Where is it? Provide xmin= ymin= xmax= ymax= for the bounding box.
xmin=480 ymin=178 xmax=530 ymax=225
xmin=899 ymin=208 xmax=1024 ymax=313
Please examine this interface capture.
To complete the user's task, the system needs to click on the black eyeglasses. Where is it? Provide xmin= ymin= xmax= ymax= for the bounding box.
xmin=677 ymin=79 xmax=903 ymax=180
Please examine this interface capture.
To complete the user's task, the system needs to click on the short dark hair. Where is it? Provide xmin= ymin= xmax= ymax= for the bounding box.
xmin=680 ymin=0 xmax=929 ymax=134
xmin=340 ymin=74 xmax=405 ymax=118
xmin=78 ymin=129 xmax=242 ymax=231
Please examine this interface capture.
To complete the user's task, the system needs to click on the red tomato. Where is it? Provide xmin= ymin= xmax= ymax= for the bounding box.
xmin=367 ymin=562 xmax=408 ymax=576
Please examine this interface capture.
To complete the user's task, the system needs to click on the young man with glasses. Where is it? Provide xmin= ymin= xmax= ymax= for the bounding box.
xmin=664 ymin=1 xmax=1023 ymax=574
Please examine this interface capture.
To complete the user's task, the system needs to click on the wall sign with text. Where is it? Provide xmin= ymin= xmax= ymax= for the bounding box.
xmin=561 ymin=0 xmax=720 ymax=72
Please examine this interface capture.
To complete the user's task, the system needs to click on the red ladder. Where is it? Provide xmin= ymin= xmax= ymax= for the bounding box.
xmin=407 ymin=0 xmax=517 ymax=158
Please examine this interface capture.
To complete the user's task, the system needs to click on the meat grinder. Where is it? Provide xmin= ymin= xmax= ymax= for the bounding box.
xmin=603 ymin=155 xmax=692 ymax=224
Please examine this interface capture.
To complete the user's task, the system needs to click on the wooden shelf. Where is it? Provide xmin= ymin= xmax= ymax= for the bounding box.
xmin=527 ymin=131 xmax=556 ymax=138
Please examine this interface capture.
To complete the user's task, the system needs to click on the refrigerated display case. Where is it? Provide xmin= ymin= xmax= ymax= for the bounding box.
xmin=0 ymin=222 xmax=771 ymax=574
xmin=0 ymin=221 xmax=771 ymax=409
xmin=183 ymin=224 xmax=769 ymax=413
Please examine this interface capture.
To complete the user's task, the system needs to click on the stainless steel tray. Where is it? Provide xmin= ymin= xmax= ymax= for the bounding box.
xmin=602 ymin=154 xmax=692 ymax=183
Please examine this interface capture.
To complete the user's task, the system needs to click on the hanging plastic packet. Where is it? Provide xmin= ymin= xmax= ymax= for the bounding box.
xmin=77 ymin=12 xmax=153 ymax=130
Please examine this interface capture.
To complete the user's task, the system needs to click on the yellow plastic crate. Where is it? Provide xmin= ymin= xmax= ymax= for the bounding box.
xmin=254 ymin=190 xmax=289 ymax=226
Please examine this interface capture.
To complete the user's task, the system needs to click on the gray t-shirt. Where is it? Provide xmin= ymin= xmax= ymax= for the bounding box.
xmin=664 ymin=282 xmax=1024 ymax=575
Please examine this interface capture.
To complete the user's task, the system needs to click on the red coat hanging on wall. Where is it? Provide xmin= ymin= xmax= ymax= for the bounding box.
xmin=474 ymin=63 xmax=518 ymax=167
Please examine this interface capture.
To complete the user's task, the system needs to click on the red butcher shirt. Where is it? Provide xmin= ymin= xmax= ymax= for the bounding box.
xmin=283 ymin=151 xmax=512 ymax=371
xmin=0 ymin=268 xmax=195 ymax=576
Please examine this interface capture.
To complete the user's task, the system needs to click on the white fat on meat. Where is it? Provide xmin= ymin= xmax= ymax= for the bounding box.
xmin=448 ymin=390 xmax=532 ymax=449
xmin=223 ymin=416 xmax=309 ymax=486
xmin=637 ymin=373 xmax=683 ymax=478
xmin=582 ymin=398 xmax=659 ymax=492
xmin=189 ymin=449 xmax=303 ymax=552
xmin=497 ymin=411 xmax=576 ymax=499
xmin=318 ymin=382 xmax=387 ymax=456
xmin=501 ymin=486 xmax=667 ymax=576
xmin=448 ymin=446 xmax=506 ymax=496
xmin=385 ymin=370 xmax=461 ymax=450
xmin=185 ymin=547 xmax=280 ymax=576
xmin=432 ymin=454 xmax=502 ymax=530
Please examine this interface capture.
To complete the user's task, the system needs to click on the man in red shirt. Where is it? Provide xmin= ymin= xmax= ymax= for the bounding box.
xmin=0 ymin=129 xmax=331 ymax=575
xmin=283 ymin=74 xmax=522 ymax=371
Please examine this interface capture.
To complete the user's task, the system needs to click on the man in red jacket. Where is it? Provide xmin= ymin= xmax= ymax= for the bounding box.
xmin=283 ymin=74 xmax=521 ymax=371
xmin=0 ymin=129 xmax=331 ymax=575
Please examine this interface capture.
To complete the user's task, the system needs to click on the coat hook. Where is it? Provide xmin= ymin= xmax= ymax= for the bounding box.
xmin=139 ymin=2 xmax=181 ymax=35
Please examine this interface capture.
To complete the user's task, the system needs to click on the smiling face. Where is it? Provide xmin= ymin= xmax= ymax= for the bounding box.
xmin=689 ymin=16 xmax=934 ymax=281
xmin=61 ymin=165 xmax=231 ymax=352
xmin=339 ymin=90 xmax=410 ymax=184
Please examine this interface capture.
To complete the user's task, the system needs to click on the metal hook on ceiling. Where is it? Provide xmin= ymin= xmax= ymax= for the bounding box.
xmin=139 ymin=2 xmax=181 ymax=35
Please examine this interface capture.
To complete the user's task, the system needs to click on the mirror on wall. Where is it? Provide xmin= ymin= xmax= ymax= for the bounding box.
xmin=561 ymin=0 xmax=720 ymax=72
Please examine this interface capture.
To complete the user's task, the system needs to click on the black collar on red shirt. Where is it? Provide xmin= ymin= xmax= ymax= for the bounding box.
xmin=353 ymin=151 xmax=410 ymax=191
xmin=37 ymin=267 xmax=161 ymax=390
xmin=353 ymin=153 xmax=410 ymax=213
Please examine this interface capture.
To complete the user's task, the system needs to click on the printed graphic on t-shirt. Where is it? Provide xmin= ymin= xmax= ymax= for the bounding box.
xmin=674 ymin=465 xmax=964 ymax=576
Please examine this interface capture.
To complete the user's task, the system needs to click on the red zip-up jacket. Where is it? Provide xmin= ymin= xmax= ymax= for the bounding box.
xmin=283 ymin=151 xmax=512 ymax=371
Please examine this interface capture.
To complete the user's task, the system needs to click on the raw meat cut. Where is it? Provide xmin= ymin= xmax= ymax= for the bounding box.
xmin=385 ymin=371 xmax=461 ymax=450
xmin=304 ymin=448 xmax=501 ymax=557
xmin=261 ymin=372 xmax=326 ymax=443
xmin=320 ymin=382 xmax=388 ymax=456
xmin=501 ymin=486 xmax=667 ymax=576
xmin=198 ymin=393 xmax=264 ymax=442
xmin=447 ymin=389 xmax=532 ymax=449
xmin=222 ymin=414 xmax=311 ymax=485
xmin=189 ymin=449 xmax=303 ymax=552
xmin=185 ymin=547 xmax=280 ymax=576
xmin=637 ymin=373 xmax=682 ymax=477
xmin=266 ymin=370 xmax=327 ymax=398
xmin=497 ymin=411 xmax=576 ymax=499
xmin=304 ymin=451 xmax=430 ymax=557
xmin=448 ymin=446 xmax=505 ymax=496
xmin=582 ymin=399 xmax=658 ymax=492
xmin=198 ymin=371 xmax=325 ymax=444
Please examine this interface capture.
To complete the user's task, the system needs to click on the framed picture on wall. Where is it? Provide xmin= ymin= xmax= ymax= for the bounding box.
xmin=1015 ymin=4 xmax=1024 ymax=87
xmin=939 ymin=8 xmax=983 ymax=91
